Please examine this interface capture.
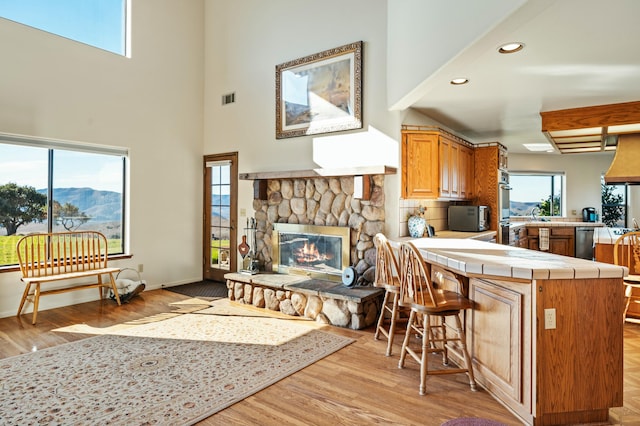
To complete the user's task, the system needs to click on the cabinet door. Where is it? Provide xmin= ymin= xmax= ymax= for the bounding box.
xmin=459 ymin=144 xmax=474 ymax=199
xmin=402 ymin=132 xmax=439 ymax=198
xmin=549 ymin=237 xmax=575 ymax=257
xmin=439 ymin=136 xmax=452 ymax=197
xmin=469 ymin=279 xmax=524 ymax=405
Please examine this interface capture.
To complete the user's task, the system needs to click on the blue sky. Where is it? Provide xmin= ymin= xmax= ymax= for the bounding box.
xmin=0 ymin=0 xmax=125 ymax=54
xmin=0 ymin=144 xmax=124 ymax=193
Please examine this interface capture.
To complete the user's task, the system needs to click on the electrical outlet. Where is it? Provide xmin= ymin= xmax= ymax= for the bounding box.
xmin=138 ymin=264 xmax=144 ymax=273
xmin=544 ymin=308 xmax=556 ymax=329
xmin=240 ymin=208 xmax=246 ymax=217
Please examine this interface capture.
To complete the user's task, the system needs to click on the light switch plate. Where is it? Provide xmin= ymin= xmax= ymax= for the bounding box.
xmin=544 ymin=308 xmax=556 ymax=329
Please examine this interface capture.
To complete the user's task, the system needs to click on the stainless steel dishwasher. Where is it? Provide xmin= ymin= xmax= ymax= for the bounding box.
xmin=575 ymin=227 xmax=595 ymax=260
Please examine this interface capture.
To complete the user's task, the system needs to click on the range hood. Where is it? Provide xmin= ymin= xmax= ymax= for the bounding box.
xmin=604 ymin=133 xmax=640 ymax=184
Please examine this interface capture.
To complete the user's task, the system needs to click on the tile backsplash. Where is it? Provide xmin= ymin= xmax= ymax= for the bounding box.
xmin=398 ymin=199 xmax=452 ymax=237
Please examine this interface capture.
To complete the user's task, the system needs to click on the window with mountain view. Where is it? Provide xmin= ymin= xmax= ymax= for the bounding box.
xmin=0 ymin=138 xmax=126 ymax=267
xmin=510 ymin=173 xmax=564 ymax=217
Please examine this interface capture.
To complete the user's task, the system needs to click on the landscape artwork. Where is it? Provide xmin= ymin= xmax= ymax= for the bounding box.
xmin=276 ymin=41 xmax=362 ymax=139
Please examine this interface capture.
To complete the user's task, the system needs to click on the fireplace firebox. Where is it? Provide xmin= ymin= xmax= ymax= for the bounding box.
xmin=272 ymin=223 xmax=350 ymax=282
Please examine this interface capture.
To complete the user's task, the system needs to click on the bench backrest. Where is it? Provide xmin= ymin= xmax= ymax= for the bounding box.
xmin=16 ymin=231 xmax=111 ymax=278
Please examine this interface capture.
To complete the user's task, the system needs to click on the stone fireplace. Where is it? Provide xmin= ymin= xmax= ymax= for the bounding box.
xmin=250 ymin=173 xmax=387 ymax=286
xmin=272 ymin=223 xmax=350 ymax=282
xmin=223 ymin=168 xmax=395 ymax=329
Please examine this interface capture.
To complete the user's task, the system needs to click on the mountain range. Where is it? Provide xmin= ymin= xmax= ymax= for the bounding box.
xmin=38 ymin=188 xmax=231 ymax=222
xmin=39 ymin=187 xmax=122 ymax=222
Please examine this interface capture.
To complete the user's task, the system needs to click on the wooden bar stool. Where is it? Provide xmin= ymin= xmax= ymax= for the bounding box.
xmin=397 ymin=241 xmax=477 ymax=395
xmin=373 ymin=233 xmax=409 ymax=356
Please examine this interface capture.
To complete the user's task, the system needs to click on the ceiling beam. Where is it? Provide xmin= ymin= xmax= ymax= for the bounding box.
xmin=541 ymin=101 xmax=640 ymax=132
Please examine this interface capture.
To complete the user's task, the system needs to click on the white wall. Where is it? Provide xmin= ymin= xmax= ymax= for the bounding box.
xmin=203 ymin=0 xmax=406 ymax=240
xmin=0 ymin=0 xmax=205 ymax=318
xmin=509 ymin=152 xmax=615 ymax=218
xmin=386 ymin=0 xmax=524 ymax=110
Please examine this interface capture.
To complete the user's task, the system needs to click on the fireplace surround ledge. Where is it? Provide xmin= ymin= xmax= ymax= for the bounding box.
xmin=224 ymin=272 xmax=383 ymax=330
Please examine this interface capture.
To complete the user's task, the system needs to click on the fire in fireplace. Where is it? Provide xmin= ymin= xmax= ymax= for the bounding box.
xmin=272 ymin=223 xmax=350 ymax=281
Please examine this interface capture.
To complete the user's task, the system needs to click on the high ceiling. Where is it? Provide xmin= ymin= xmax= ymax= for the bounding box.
xmin=405 ymin=0 xmax=640 ymax=154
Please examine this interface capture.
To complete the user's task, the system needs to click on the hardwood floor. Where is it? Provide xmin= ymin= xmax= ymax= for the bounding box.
xmin=1 ymin=289 xmax=639 ymax=425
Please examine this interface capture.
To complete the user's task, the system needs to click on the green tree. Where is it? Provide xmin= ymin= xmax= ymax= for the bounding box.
xmin=0 ymin=183 xmax=47 ymax=235
xmin=601 ymin=183 xmax=624 ymax=227
xmin=539 ymin=194 xmax=560 ymax=216
xmin=53 ymin=201 xmax=90 ymax=231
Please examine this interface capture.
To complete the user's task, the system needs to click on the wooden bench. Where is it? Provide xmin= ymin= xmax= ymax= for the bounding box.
xmin=16 ymin=231 xmax=121 ymax=324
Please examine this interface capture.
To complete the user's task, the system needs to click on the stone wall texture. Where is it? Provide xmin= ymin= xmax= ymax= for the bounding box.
xmin=251 ymin=175 xmax=386 ymax=286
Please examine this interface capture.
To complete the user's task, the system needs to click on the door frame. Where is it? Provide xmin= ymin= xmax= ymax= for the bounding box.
xmin=203 ymin=152 xmax=238 ymax=282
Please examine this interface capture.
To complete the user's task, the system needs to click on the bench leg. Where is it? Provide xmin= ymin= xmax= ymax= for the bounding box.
xmin=31 ymin=283 xmax=41 ymax=325
xmin=108 ymin=273 xmax=121 ymax=306
xmin=17 ymin=283 xmax=32 ymax=317
xmin=97 ymin=275 xmax=104 ymax=300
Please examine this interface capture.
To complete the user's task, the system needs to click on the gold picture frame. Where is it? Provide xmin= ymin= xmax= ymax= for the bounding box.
xmin=275 ymin=41 xmax=363 ymax=139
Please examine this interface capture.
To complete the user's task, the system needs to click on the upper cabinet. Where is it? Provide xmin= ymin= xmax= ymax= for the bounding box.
xmin=402 ymin=126 xmax=474 ymax=200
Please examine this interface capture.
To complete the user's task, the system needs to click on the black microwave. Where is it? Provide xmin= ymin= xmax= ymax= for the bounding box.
xmin=448 ymin=206 xmax=489 ymax=232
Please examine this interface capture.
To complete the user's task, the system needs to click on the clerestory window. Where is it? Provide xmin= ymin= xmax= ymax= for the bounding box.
xmin=0 ymin=134 xmax=127 ymax=268
xmin=0 ymin=0 xmax=128 ymax=56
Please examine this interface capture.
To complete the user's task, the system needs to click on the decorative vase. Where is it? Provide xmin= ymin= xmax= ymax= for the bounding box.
xmin=408 ymin=215 xmax=426 ymax=238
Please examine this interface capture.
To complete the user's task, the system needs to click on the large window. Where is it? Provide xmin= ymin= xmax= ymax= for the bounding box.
xmin=0 ymin=134 xmax=127 ymax=267
xmin=0 ymin=0 xmax=128 ymax=56
xmin=510 ymin=172 xmax=564 ymax=217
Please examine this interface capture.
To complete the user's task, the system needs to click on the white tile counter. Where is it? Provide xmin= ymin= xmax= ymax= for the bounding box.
xmin=390 ymin=237 xmax=626 ymax=281
xmin=592 ymin=226 xmax=639 ymax=245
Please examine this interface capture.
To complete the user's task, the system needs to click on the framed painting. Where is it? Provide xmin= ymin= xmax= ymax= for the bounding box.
xmin=276 ymin=41 xmax=363 ymax=139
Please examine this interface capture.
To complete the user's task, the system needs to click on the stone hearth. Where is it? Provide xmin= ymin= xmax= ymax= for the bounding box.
xmin=224 ymin=272 xmax=382 ymax=329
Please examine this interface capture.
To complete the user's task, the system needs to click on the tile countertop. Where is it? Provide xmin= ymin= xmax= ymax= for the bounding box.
xmin=432 ymin=230 xmax=496 ymax=240
xmin=593 ymin=227 xmax=640 ymax=245
xmin=389 ymin=237 xmax=626 ymax=281
xmin=515 ymin=221 xmax=604 ymax=228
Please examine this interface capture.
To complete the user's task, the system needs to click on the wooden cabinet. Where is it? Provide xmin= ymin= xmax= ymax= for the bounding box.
xmin=465 ymin=275 xmax=622 ymax=425
xmin=517 ymin=227 xmax=528 ymax=248
xmin=474 ymin=143 xmax=508 ymax=233
xmin=525 ymin=226 xmax=575 ymax=257
xmin=401 ymin=127 xmax=474 ymax=200
xmin=401 ymin=131 xmax=439 ymax=198
xmin=469 ymin=278 xmax=530 ymax=419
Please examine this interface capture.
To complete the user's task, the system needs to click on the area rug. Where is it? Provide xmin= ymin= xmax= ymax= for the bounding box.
xmin=0 ymin=313 xmax=353 ymax=425
xmin=166 ymin=280 xmax=228 ymax=299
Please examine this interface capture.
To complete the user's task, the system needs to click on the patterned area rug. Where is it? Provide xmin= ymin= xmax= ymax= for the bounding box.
xmin=0 ymin=313 xmax=353 ymax=425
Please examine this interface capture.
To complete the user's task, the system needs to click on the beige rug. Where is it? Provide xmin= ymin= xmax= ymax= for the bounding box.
xmin=0 ymin=313 xmax=353 ymax=425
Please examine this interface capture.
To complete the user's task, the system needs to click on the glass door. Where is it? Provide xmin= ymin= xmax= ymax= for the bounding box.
xmin=203 ymin=153 xmax=237 ymax=282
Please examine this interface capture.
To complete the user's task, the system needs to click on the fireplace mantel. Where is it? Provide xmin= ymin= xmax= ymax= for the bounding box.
xmin=238 ymin=165 xmax=396 ymax=180
xmin=240 ymin=165 xmax=396 ymax=201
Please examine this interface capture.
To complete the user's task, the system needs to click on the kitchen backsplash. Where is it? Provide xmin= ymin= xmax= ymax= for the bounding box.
xmin=398 ymin=199 xmax=451 ymax=237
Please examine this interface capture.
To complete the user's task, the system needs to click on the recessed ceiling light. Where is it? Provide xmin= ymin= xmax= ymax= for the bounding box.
xmin=450 ymin=78 xmax=469 ymax=85
xmin=498 ymin=42 xmax=524 ymax=54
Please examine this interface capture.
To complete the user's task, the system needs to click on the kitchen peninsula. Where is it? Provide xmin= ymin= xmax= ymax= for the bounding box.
xmin=390 ymin=238 xmax=626 ymax=426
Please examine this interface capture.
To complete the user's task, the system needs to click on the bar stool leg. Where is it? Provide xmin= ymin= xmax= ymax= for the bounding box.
xmin=385 ymin=292 xmax=400 ymax=356
xmin=455 ymin=313 xmax=477 ymax=391
xmin=398 ymin=309 xmax=416 ymax=369
xmin=419 ymin=313 xmax=429 ymax=395
xmin=374 ymin=290 xmax=391 ymax=341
